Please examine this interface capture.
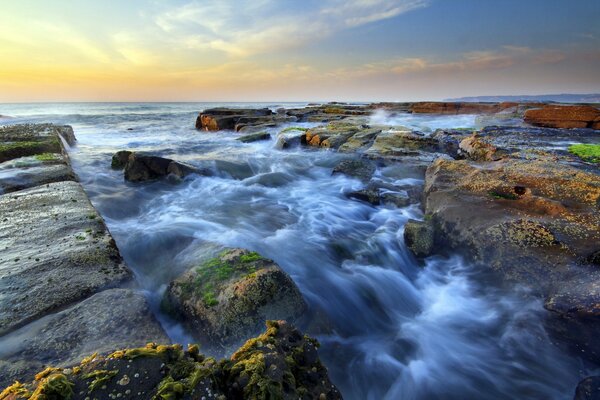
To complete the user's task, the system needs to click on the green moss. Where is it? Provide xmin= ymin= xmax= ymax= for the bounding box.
xmin=280 ymin=127 xmax=308 ymax=133
xmin=0 ymin=381 xmax=30 ymax=399
xmin=239 ymin=251 xmax=263 ymax=263
xmin=323 ymin=107 xmax=345 ymax=114
xmin=202 ymin=291 xmax=219 ymax=307
xmin=34 ymin=153 xmax=60 ymax=162
xmin=87 ymin=214 xmax=97 ymax=220
xmin=569 ymin=144 xmax=600 ymax=163
xmin=108 ymin=343 xmax=183 ymax=361
xmin=82 ymin=369 xmax=118 ymax=392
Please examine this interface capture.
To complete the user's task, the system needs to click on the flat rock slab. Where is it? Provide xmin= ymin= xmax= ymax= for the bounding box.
xmin=0 ymin=288 xmax=169 ymax=388
xmin=0 ymin=181 xmax=131 ymax=336
xmin=0 ymin=124 xmax=75 ymax=163
xmin=0 ymin=155 xmax=76 ymax=194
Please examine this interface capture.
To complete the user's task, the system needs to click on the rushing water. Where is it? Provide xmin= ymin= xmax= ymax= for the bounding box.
xmin=0 ymin=103 xmax=591 ymax=399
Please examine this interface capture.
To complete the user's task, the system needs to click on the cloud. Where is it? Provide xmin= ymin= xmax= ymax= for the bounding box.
xmin=152 ymin=0 xmax=428 ymax=58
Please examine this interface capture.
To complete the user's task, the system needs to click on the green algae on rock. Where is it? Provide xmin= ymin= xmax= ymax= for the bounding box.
xmin=0 ymin=321 xmax=342 ymax=400
xmin=163 ymin=248 xmax=307 ymax=349
xmin=569 ymin=144 xmax=600 ymax=164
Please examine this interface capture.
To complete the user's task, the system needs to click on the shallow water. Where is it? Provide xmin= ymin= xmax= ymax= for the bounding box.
xmin=0 ymin=103 xmax=591 ymax=399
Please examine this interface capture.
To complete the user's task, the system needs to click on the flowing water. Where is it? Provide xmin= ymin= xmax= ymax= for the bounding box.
xmin=0 ymin=103 xmax=591 ymax=399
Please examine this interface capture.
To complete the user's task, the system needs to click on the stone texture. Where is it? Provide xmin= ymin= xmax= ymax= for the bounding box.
xmin=0 ymin=181 xmax=131 ymax=335
xmin=524 ymin=105 xmax=600 ymax=129
xmin=403 ymin=219 xmax=434 ymax=257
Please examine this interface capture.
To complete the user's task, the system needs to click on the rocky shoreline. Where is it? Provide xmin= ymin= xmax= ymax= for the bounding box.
xmin=1 ymin=101 xmax=599 ymax=399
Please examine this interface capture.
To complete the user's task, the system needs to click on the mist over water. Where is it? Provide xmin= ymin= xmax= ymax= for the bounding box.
xmin=0 ymin=103 xmax=590 ymax=399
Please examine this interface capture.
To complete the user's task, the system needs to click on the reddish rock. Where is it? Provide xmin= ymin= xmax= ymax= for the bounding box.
xmin=524 ymin=105 xmax=600 ymax=129
xmin=410 ymin=102 xmax=517 ymax=115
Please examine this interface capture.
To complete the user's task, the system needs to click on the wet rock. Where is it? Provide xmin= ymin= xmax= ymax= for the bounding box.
xmin=196 ymin=108 xmax=274 ymax=131
xmin=0 ymin=155 xmax=76 ymax=194
xmin=111 ymin=150 xmax=132 ymax=169
xmin=404 ymin=219 xmax=434 ymax=257
xmin=346 ymin=188 xmax=380 ymax=205
xmin=410 ymin=101 xmax=517 ymax=115
xmin=0 ymin=181 xmax=131 ymax=336
xmin=338 ymin=127 xmax=383 ymax=153
xmin=0 ymin=124 xmax=71 ymax=163
xmin=275 ymin=127 xmax=308 ymax=149
xmin=163 ymin=248 xmax=307 ymax=348
xmin=574 ymin=376 xmax=600 ymax=400
xmin=0 ymin=321 xmax=342 ymax=400
xmin=332 ymin=159 xmax=376 ymax=182
xmin=236 ymin=131 xmax=271 ymax=143
xmin=365 ymin=129 xmax=441 ymax=157
xmin=304 ymin=122 xmax=362 ymax=149
xmin=213 ymin=159 xmax=255 ymax=179
xmin=0 ymin=289 xmax=169 ymax=388
xmin=430 ymin=129 xmax=467 ymax=158
xmin=524 ymin=105 xmax=600 ymax=129
xmin=120 ymin=152 xmax=207 ymax=182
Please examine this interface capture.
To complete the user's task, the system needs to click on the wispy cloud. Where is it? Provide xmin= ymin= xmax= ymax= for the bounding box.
xmin=152 ymin=0 xmax=428 ymax=58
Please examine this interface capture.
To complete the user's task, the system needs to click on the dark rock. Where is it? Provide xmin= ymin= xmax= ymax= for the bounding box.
xmin=332 ymin=159 xmax=376 ymax=182
xmin=111 ymin=150 xmax=132 ymax=169
xmin=574 ymin=376 xmax=600 ymax=400
xmin=404 ymin=219 xmax=434 ymax=257
xmin=0 ymin=321 xmax=341 ymax=400
xmin=0 ymin=181 xmax=131 ymax=336
xmin=275 ymin=127 xmax=308 ymax=149
xmin=163 ymin=248 xmax=307 ymax=349
xmin=0 ymin=154 xmax=76 ymax=194
xmin=236 ymin=132 xmax=271 ymax=143
xmin=196 ymin=108 xmax=274 ymax=131
xmin=347 ymin=189 xmax=380 ymax=205
xmin=121 ymin=152 xmax=206 ymax=182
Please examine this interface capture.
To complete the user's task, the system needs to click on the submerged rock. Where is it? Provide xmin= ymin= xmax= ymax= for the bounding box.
xmin=163 ymin=248 xmax=307 ymax=348
xmin=403 ymin=219 xmax=434 ymax=258
xmin=524 ymin=105 xmax=600 ymax=129
xmin=0 ymin=154 xmax=76 ymax=194
xmin=574 ymin=376 xmax=600 ymax=400
xmin=332 ymin=159 xmax=376 ymax=182
xmin=236 ymin=131 xmax=271 ymax=143
xmin=0 ymin=321 xmax=341 ymax=400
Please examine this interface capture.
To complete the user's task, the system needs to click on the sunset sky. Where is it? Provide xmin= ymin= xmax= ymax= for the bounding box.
xmin=1 ymin=0 xmax=599 ymax=102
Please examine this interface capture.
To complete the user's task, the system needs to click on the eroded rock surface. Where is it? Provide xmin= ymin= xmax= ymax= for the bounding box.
xmin=524 ymin=105 xmax=600 ymax=129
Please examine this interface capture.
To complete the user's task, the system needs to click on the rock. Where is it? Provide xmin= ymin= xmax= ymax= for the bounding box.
xmin=196 ymin=108 xmax=274 ymax=131
xmin=410 ymin=101 xmax=517 ymax=115
xmin=346 ymin=189 xmax=380 ymax=205
xmin=121 ymin=152 xmax=207 ymax=182
xmin=213 ymin=159 xmax=255 ymax=179
xmin=0 ymin=289 xmax=169 ymax=388
xmin=304 ymin=122 xmax=362 ymax=149
xmin=574 ymin=376 xmax=600 ymax=400
xmin=423 ymin=156 xmax=600 ymax=360
xmin=332 ymin=159 xmax=376 ymax=182
xmin=111 ymin=150 xmax=132 ymax=169
xmin=0 ymin=124 xmax=66 ymax=163
xmin=0 ymin=155 xmax=76 ymax=194
xmin=430 ymin=129 xmax=467 ymax=158
xmin=365 ymin=129 xmax=441 ymax=157
xmin=338 ymin=127 xmax=383 ymax=153
xmin=524 ymin=105 xmax=600 ymax=129
xmin=403 ymin=219 xmax=434 ymax=257
xmin=458 ymin=134 xmax=503 ymax=161
xmin=0 ymin=321 xmax=342 ymax=400
xmin=236 ymin=132 xmax=271 ymax=143
xmin=163 ymin=248 xmax=307 ymax=348
xmin=275 ymin=127 xmax=308 ymax=149
xmin=0 ymin=181 xmax=131 ymax=336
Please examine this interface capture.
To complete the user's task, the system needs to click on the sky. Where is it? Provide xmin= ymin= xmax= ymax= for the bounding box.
xmin=0 ymin=0 xmax=599 ymax=102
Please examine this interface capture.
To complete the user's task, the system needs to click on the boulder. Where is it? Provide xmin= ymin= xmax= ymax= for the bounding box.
xmin=0 ymin=289 xmax=169 ymax=388
xmin=275 ymin=127 xmax=308 ymax=149
xmin=303 ymin=122 xmax=362 ymax=149
xmin=111 ymin=150 xmax=132 ymax=169
xmin=0 ymin=181 xmax=131 ymax=336
xmin=332 ymin=159 xmax=376 ymax=182
xmin=163 ymin=248 xmax=307 ymax=348
xmin=346 ymin=189 xmax=380 ymax=205
xmin=119 ymin=152 xmax=208 ymax=182
xmin=236 ymin=132 xmax=271 ymax=143
xmin=0 ymin=321 xmax=342 ymax=400
xmin=524 ymin=105 xmax=600 ymax=129
xmin=403 ymin=219 xmax=434 ymax=257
